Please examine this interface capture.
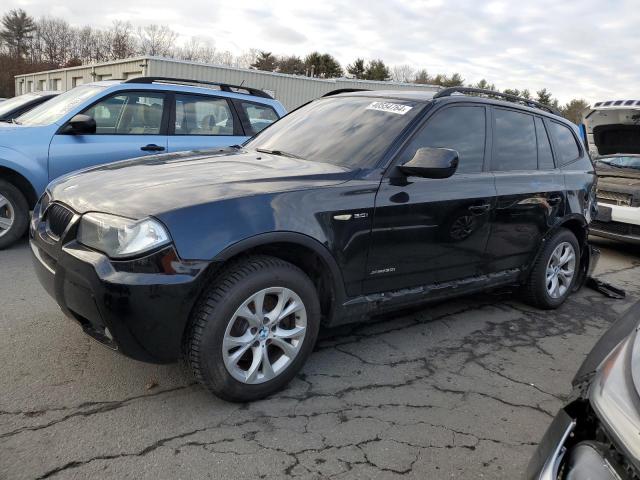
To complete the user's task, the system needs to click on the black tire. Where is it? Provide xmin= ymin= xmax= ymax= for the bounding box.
xmin=185 ymin=255 xmax=321 ymax=402
xmin=523 ymin=228 xmax=580 ymax=309
xmin=0 ymin=180 xmax=29 ymax=250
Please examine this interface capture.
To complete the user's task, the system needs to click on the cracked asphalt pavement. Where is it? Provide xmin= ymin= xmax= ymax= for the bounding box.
xmin=2 ymin=237 xmax=639 ymax=479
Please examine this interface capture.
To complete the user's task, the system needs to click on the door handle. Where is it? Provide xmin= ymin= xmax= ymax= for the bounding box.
xmin=468 ymin=204 xmax=491 ymax=213
xmin=140 ymin=144 xmax=165 ymax=152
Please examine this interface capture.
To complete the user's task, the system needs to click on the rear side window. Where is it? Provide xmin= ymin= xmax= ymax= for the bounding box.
xmin=240 ymin=102 xmax=279 ymax=135
xmin=492 ymin=109 xmax=537 ymax=171
xmin=400 ymin=106 xmax=486 ymax=174
xmin=175 ymin=94 xmax=234 ymax=136
xmin=548 ymin=121 xmax=580 ymax=165
xmin=535 ymin=117 xmax=555 ymax=170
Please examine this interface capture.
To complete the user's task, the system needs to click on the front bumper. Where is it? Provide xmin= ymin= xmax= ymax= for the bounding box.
xmin=525 ymin=408 xmax=576 ymax=480
xmin=591 ymin=203 xmax=640 ymax=244
xmin=30 ymin=204 xmax=210 ymax=363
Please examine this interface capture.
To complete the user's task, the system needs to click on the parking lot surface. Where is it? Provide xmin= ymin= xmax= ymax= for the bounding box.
xmin=1 ymin=238 xmax=639 ymax=479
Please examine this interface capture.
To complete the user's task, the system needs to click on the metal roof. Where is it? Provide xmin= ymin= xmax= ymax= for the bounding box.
xmin=332 ymin=90 xmax=438 ymax=101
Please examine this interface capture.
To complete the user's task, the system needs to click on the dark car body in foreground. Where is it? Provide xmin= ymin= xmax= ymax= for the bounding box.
xmin=526 ymin=301 xmax=640 ymax=480
xmin=0 ymin=91 xmax=59 ymax=123
xmin=31 ymin=88 xmax=598 ymax=401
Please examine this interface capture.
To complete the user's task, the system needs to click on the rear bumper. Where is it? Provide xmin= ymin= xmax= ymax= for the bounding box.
xmin=30 ymin=233 xmax=210 ymax=363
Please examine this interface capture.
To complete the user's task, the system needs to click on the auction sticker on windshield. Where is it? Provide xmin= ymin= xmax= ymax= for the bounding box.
xmin=366 ymin=101 xmax=413 ymax=115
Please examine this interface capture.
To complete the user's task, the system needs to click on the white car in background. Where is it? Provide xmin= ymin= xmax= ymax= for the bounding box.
xmin=584 ymin=99 xmax=640 ymax=243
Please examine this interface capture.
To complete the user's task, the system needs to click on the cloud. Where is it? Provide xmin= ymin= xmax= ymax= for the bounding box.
xmin=3 ymin=0 xmax=640 ymax=103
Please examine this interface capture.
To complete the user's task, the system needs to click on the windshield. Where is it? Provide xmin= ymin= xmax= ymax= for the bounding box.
xmin=597 ymin=156 xmax=640 ymax=170
xmin=16 ymin=85 xmax=106 ymax=126
xmin=246 ymin=96 xmax=422 ymax=169
xmin=0 ymin=93 xmax=41 ymax=118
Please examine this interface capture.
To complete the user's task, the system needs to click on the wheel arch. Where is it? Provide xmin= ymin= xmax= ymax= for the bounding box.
xmin=199 ymin=232 xmax=347 ymax=327
xmin=0 ymin=166 xmax=38 ymax=208
xmin=522 ymin=215 xmax=589 ymax=282
xmin=556 ymin=215 xmax=589 ymax=248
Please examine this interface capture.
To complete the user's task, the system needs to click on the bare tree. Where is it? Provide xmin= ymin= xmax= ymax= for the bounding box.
xmin=391 ymin=64 xmax=416 ymax=83
xmin=213 ymin=49 xmax=235 ymax=66
xmin=175 ymin=36 xmax=217 ymax=63
xmin=35 ymin=17 xmax=73 ymax=65
xmin=234 ymin=48 xmax=259 ymax=69
xmin=136 ymin=24 xmax=177 ymax=57
xmin=109 ymin=21 xmax=136 ymax=60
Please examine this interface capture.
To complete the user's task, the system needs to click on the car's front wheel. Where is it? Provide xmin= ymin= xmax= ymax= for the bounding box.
xmin=0 ymin=180 xmax=29 ymax=249
xmin=185 ymin=255 xmax=320 ymax=402
xmin=523 ymin=228 xmax=580 ymax=309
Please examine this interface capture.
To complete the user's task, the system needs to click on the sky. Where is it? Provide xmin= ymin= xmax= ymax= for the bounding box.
xmin=5 ymin=0 xmax=640 ymax=104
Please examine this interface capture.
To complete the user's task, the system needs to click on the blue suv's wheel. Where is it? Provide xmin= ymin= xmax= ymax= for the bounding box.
xmin=0 ymin=180 xmax=29 ymax=249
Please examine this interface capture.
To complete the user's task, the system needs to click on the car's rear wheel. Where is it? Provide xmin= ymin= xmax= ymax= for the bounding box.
xmin=0 ymin=180 xmax=29 ymax=249
xmin=523 ymin=228 xmax=579 ymax=309
xmin=185 ymin=255 xmax=320 ymax=402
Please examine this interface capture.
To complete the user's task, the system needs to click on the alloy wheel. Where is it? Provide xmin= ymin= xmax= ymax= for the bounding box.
xmin=546 ymin=242 xmax=576 ymax=299
xmin=222 ymin=287 xmax=307 ymax=384
xmin=0 ymin=193 xmax=15 ymax=238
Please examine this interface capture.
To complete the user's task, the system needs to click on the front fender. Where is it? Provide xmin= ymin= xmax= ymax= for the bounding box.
xmin=0 ymin=146 xmax=48 ymax=195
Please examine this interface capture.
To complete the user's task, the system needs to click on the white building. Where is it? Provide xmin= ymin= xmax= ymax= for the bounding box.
xmin=14 ymin=56 xmax=439 ymax=110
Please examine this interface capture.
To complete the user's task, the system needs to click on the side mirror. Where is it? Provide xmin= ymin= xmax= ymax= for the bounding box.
xmin=398 ymin=147 xmax=459 ymax=179
xmin=61 ymin=114 xmax=96 ymax=135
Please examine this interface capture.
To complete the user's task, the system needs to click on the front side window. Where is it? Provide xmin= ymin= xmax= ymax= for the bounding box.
xmin=246 ymin=96 xmax=421 ymax=169
xmin=175 ymin=94 xmax=234 ymax=136
xmin=399 ymin=106 xmax=486 ymax=174
xmin=492 ymin=109 xmax=537 ymax=171
xmin=549 ymin=121 xmax=580 ymax=165
xmin=82 ymin=92 xmax=165 ymax=135
xmin=16 ymin=85 xmax=106 ymax=126
xmin=240 ymin=102 xmax=279 ymax=134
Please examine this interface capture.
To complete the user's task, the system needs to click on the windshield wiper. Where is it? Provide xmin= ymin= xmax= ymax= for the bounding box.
xmin=10 ymin=118 xmax=21 ymax=125
xmin=256 ymin=148 xmax=302 ymax=159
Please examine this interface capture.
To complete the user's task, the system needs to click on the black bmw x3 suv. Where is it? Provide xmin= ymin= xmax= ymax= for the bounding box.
xmin=31 ymin=87 xmax=598 ymax=401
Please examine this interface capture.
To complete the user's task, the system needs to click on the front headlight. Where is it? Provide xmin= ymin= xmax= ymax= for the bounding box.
xmin=77 ymin=213 xmax=170 ymax=258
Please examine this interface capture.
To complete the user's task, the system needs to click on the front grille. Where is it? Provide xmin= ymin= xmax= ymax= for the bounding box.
xmin=45 ymin=204 xmax=74 ymax=238
xmin=597 ymin=190 xmax=633 ymax=207
xmin=592 ymin=220 xmax=640 ymax=237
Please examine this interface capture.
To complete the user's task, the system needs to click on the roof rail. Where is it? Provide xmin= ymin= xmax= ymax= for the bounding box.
xmin=434 ymin=87 xmax=561 ymax=115
xmin=322 ymin=88 xmax=370 ymax=97
xmin=123 ymin=76 xmax=273 ymax=99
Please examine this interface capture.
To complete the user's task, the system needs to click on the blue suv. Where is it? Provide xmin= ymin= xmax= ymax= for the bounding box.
xmin=0 ymin=77 xmax=286 ymax=248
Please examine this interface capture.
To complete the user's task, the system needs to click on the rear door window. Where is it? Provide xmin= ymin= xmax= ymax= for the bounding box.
xmin=174 ymin=94 xmax=234 ymax=136
xmin=535 ymin=117 xmax=555 ymax=169
xmin=492 ymin=108 xmax=537 ymax=171
xmin=399 ymin=105 xmax=486 ymax=174
xmin=548 ymin=121 xmax=580 ymax=165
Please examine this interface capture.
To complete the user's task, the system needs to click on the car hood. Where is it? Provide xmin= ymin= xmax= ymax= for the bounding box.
xmin=49 ymin=148 xmax=355 ymax=218
xmin=583 ymin=106 xmax=640 ymax=157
